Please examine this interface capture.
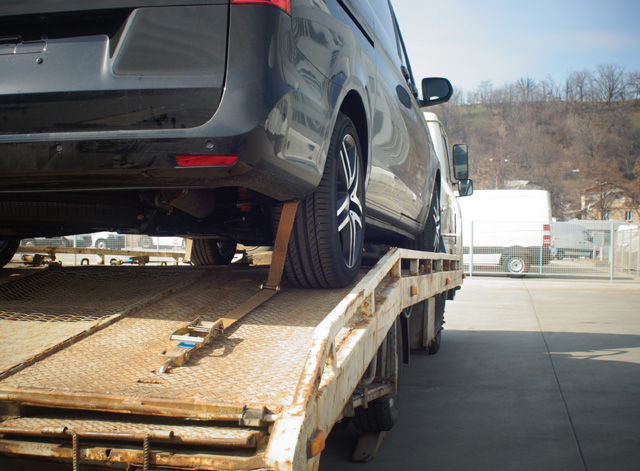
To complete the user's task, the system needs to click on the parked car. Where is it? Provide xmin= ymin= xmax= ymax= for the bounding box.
xmin=458 ymin=189 xmax=553 ymax=275
xmin=0 ymin=0 xmax=452 ymax=285
xmin=552 ymin=222 xmax=596 ymax=259
xmin=90 ymin=232 xmax=126 ymax=250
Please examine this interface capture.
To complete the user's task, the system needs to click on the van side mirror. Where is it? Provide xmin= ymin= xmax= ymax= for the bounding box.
xmin=458 ymin=179 xmax=474 ymax=197
xmin=421 ymin=77 xmax=453 ymax=107
xmin=452 ymin=144 xmax=469 ymax=180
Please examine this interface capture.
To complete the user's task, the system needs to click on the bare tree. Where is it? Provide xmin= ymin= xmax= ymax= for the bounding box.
xmin=478 ymin=80 xmax=494 ymax=105
xmin=593 ymin=64 xmax=626 ymax=103
xmin=571 ymin=70 xmax=591 ymax=102
xmin=627 ymin=70 xmax=640 ymax=99
xmin=450 ymin=86 xmax=466 ymax=106
xmin=541 ymin=76 xmax=561 ymax=102
xmin=515 ymin=77 xmax=539 ymax=102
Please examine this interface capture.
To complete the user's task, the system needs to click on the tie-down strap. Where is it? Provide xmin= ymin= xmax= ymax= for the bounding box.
xmin=159 ymin=201 xmax=299 ymax=373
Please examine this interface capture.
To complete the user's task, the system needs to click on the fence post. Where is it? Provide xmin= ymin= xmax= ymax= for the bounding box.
xmin=469 ymin=221 xmax=474 ymax=278
xmin=609 ymin=221 xmax=615 ymax=281
xmin=539 ymin=223 xmax=543 ymax=274
xmin=637 ymin=227 xmax=640 ymax=273
xmin=626 ymin=228 xmax=631 ymax=272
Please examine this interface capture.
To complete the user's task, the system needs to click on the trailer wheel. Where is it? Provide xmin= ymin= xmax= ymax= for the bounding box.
xmin=353 ymin=321 xmax=401 ymax=432
xmin=95 ymin=239 xmax=108 ymax=250
xmin=191 ymin=239 xmax=237 ymax=265
xmin=278 ymin=112 xmax=364 ymax=288
xmin=0 ymin=240 xmax=19 ymax=269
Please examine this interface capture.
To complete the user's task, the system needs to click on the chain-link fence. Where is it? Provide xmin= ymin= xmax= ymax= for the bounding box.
xmin=463 ymin=220 xmax=640 ymax=279
xmin=11 ymin=223 xmax=640 ymax=278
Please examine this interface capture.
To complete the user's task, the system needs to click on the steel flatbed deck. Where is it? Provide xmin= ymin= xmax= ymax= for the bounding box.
xmin=0 ymin=248 xmax=462 ymax=471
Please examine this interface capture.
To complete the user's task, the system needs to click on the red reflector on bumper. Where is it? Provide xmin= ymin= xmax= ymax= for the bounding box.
xmin=175 ymin=155 xmax=238 ymax=167
xmin=231 ymin=0 xmax=291 ymax=15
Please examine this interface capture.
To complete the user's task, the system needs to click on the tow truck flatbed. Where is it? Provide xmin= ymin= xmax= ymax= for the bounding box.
xmin=0 ymin=248 xmax=462 ymax=470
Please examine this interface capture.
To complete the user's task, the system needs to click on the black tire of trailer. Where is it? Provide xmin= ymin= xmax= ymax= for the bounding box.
xmin=277 ymin=112 xmax=365 ymax=289
xmin=0 ymin=240 xmax=19 ymax=268
xmin=353 ymin=321 xmax=402 ymax=433
xmin=191 ymin=239 xmax=237 ymax=265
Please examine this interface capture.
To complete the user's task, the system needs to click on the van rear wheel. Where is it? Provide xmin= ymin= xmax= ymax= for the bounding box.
xmin=505 ymin=254 xmax=527 ymax=275
xmin=280 ymin=112 xmax=365 ymax=288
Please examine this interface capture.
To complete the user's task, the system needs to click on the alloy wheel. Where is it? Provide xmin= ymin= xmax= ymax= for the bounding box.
xmin=336 ymin=134 xmax=364 ymax=269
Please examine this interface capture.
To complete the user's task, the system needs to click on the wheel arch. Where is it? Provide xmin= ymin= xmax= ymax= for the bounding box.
xmin=339 ymin=91 xmax=369 ymax=179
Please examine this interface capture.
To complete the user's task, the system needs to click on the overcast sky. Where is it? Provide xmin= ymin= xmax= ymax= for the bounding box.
xmin=393 ymin=0 xmax=640 ymax=94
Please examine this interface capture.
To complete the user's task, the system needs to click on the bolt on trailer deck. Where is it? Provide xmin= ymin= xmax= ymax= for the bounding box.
xmin=0 ymin=247 xmax=462 ymax=471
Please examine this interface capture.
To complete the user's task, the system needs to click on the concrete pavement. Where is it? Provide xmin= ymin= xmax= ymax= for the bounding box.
xmin=320 ymin=276 xmax=640 ymax=471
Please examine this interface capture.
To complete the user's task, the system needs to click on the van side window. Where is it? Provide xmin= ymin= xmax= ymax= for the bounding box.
xmin=391 ymin=6 xmax=417 ymax=87
xmin=350 ymin=0 xmax=374 ymax=26
xmin=369 ymin=0 xmax=402 ymax=66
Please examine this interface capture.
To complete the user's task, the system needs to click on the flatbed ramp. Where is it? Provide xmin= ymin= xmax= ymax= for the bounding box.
xmin=0 ymin=248 xmax=462 ymax=471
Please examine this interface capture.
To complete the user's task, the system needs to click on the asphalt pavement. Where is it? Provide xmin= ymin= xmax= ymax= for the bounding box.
xmin=320 ymin=275 xmax=640 ymax=471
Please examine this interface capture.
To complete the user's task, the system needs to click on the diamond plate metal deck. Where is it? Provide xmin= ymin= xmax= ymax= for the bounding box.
xmin=0 ymin=266 xmax=206 ymax=379
xmin=0 ymin=265 xmax=353 ymax=417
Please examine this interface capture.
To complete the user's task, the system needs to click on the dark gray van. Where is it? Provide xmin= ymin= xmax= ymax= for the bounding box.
xmin=0 ymin=0 xmax=452 ymax=287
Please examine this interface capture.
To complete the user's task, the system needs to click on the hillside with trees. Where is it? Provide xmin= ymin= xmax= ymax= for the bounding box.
xmin=435 ymin=64 xmax=640 ymax=221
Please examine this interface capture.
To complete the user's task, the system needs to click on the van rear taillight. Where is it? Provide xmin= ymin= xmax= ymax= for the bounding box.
xmin=543 ymin=224 xmax=551 ymax=247
xmin=175 ymin=155 xmax=238 ymax=167
xmin=231 ymin=0 xmax=291 ymax=15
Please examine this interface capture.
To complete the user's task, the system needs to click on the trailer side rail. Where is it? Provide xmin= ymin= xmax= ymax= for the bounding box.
xmin=267 ymin=247 xmax=462 ymax=470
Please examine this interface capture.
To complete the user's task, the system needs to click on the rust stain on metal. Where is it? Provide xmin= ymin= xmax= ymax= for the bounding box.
xmin=0 ymin=439 xmax=269 ymax=470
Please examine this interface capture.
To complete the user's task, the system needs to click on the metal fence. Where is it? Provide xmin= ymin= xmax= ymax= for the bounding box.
xmin=463 ymin=220 xmax=640 ymax=279
xmin=15 ymin=233 xmax=187 ymax=266
xmin=11 ymin=223 xmax=640 ymax=279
